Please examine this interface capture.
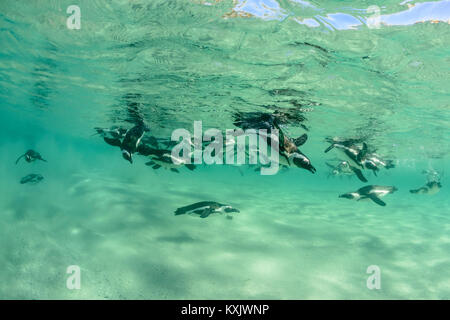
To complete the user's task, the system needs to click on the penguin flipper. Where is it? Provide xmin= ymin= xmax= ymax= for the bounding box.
xmin=199 ymin=208 xmax=214 ymax=218
xmin=104 ymin=137 xmax=122 ymax=148
xmin=185 ymin=164 xmax=196 ymax=171
xmin=153 ymin=164 xmax=162 ymax=170
xmin=293 ymin=134 xmax=308 ymax=147
xmin=368 ymin=195 xmax=386 ymax=206
xmin=137 ymin=144 xmax=153 ymax=156
xmin=145 ymin=161 xmax=155 ymax=166
xmin=357 ymin=142 xmax=368 ymax=162
xmin=170 ymin=168 xmax=180 ymax=173
xmin=15 ymin=154 xmax=25 ymax=164
xmin=283 ymin=153 xmax=291 ymax=166
xmin=350 ymin=166 xmax=368 ymax=182
xmin=410 ymin=187 xmax=426 ymax=194
xmin=324 ymin=144 xmax=335 ymax=153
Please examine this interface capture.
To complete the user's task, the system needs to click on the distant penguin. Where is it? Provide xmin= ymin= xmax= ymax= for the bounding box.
xmin=410 ymin=181 xmax=441 ymax=195
xmin=174 ymin=201 xmax=239 ymax=218
xmin=15 ymin=150 xmax=47 ymax=164
xmin=121 ymin=123 xmax=148 ymax=163
xmin=20 ymin=173 xmax=44 ymax=185
xmin=326 ymin=161 xmax=354 ymax=178
xmin=339 ymin=185 xmax=398 ymax=206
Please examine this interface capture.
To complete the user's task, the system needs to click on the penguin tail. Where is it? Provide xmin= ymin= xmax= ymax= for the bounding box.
xmin=174 ymin=208 xmax=187 ymax=216
xmin=350 ymin=166 xmax=368 ymax=182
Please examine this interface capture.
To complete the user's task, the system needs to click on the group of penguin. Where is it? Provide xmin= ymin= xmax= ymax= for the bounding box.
xmin=15 ymin=150 xmax=46 ymax=185
xmin=12 ymin=112 xmax=441 ymax=219
xmin=90 ymin=113 xmax=441 ymax=215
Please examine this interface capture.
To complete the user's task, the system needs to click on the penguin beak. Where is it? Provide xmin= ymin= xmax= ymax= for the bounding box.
xmin=292 ymin=156 xmax=316 ymax=174
xmin=339 ymin=193 xmax=353 ymax=199
xmin=308 ymin=165 xmax=317 ymax=174
xmin=122 ymin=151 xmax=133 ymax=164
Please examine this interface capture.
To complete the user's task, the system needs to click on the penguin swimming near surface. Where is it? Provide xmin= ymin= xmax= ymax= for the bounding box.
xmin=324 ymin=138 xmax=367 ymax=168
xmin=324 ymin=138 xmax=368 ymax=182
xmin=339 ymin=185 xmax=398 ymax=206
xmin=120 ymin=123 xmax=149 ymax=163
xmin=15 ymin=150 xmax=47 ymax=164
xmin=20 ymin=173 xmax=44 ymax=185
xmin=93 ymin=126 xmax=127 ymax=140
xmin=175 ymin=201 xmax=240 ymax=218
xmin=145 ymin=150 xmax=196 ymax=173
xmin=275 ymin=124 xmax=316 ymax=173
xmin=410 ymin=181 xmax=441 ymax=195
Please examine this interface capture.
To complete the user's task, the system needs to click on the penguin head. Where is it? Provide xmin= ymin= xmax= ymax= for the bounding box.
xmin=291 ymin=153 xmax=316 ymax=173
xmin=364 ymin=159 xmax=379 ymax=174
xmin=222 ymin=206 xmax=240 ymax=214
xmin=339 ymin=192 xmax=358 ymax=200
xmin=122 ymin=150 xmax=133 ymax=163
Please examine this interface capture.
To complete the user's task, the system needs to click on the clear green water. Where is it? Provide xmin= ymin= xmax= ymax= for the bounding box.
xmin=0 ymin=0 xmax=449 ymax=299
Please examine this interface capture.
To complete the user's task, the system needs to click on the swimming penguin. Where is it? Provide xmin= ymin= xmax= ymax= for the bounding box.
xmin=93 ymin=126 xmax=127 ymax=140
xmin=410 ymin=181 xmax=441 ymax=195
xmin=15 ymin=150 xmax=47 ymax=164
xmin=324 ymin=138 xmax=368 ymax=182
xmin=326 ymin=161 xmax=355 ymax=178
xmin=275 ymin=124 xmax=316 ymax=173
xmin=121 ymin=123 xmax=149 ymax=163
xmin=339 ymin=185 xmax=398 ymax=206
xmin=145 ymin=149 xmax=195 ymax=173
xmin=174 ymin=201 xmax=240 ymax=218
xmin=324 ymin=138 xmax=368 ymax=168
xmin=20 ymin=173 xmax=44 ymax=185
xmin=360 ymin=153 xmax=395 ymax=176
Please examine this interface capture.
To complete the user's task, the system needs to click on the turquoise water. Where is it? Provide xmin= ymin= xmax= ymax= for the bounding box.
xmin=1 ymin=0 xmax=449 ymax=299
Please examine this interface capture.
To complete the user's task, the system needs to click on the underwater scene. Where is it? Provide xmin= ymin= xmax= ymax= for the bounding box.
xmin=0 ymin=0 xmax=449 ymax=299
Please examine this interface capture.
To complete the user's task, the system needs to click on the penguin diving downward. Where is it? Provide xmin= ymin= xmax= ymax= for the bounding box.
xmin=410 ymin=181 xmax=441 ymax=195
xmin=339 ymin=185 xmax=398 ymax=206
xmin=121 ymin=123 xmax=149 ymax=163
xmin=275 ymin=124 xmax=316 ymax=173
xmin=175 ymin=201 xmax=240 ymax=219
xmin=15 ymin=150 xmax=47 ymax=164
xmin=94 ymin=124 xmax=149 ymax=163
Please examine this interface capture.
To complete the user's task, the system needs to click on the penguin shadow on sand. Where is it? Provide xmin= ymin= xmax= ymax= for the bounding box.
xmin=15 ymin=149 xmax=47 ymax=185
